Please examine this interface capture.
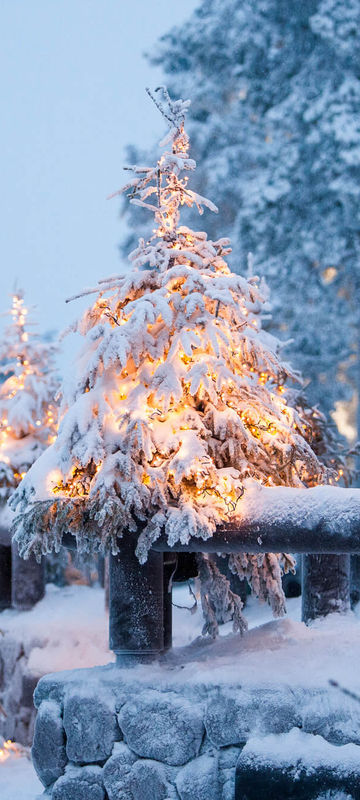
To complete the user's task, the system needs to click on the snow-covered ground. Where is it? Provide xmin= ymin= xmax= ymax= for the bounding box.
xmin=0 ymin=752 xmax=43 ymax=800
xmin=0 ymin=579 xmax=300 ymax=676
xmin=0 ymin=583 xmax=115 ymax=675
xmin=0 ymin=583 xmax=359 ymax=799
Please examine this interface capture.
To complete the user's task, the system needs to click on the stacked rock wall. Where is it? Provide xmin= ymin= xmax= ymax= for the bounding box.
xmin=32 ymin=664 xmax=360 ymax=800
xmin=0 ymin=632 xmax=40 ymax=745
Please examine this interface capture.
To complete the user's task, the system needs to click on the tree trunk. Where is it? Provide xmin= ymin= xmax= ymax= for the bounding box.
xmin=301 ymin=553 xmax=350 ymax=623
xmin=351 ymin=554 xmax=360 ymax=608
xmin=97 ymin=554 xmax=105 ymax=588
xmin=104 ymin=555 xmax=109 ymax=610
xmin=109 ymin=541 xmax=169 ymax=662
xmin=351 ymin=324 xmax=360 ymax=610
xmin=0 ymin=540 xmax=12 ymax=610
xmin=11 ymin=541 xmax=45 ymax=610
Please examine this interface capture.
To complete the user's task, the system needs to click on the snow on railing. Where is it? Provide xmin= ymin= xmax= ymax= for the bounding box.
xmin=152 ymin=484 xmax=360 ymax=554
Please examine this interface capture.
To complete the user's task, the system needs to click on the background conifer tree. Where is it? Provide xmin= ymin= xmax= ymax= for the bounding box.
xmin=0 ymin=291 xmax=58 ymax=505
xmin=122 ymin=0 xmax=360 ymax=424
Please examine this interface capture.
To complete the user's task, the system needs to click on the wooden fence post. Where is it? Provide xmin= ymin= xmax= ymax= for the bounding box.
xmin=11 ymin=541 xmax=45 ymax=610
xmin=301 ymin=554 xmax=350 ymax=623
xmin=109 ymin=539 xmax=169 ymax=662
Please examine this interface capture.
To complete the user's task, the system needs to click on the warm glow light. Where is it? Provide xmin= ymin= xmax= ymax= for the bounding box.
xmin=0 ymin=740 xmax=23 ymax=762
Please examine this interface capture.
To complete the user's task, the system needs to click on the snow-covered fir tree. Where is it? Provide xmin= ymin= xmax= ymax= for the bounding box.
xmin=122 ymin=0 xmax=360 ymax=420
xmin=10 ymin=90 xmax=346 ymax=635
xmin=0 ymin=291 xmax=58 ymax=505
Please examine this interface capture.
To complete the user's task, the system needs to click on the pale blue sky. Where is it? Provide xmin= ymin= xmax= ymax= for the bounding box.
xmin=0 ymin=0 xmax=197 ymax=347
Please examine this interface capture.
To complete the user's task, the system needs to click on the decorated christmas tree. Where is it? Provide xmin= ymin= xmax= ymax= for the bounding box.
xmin=10 ymin=90 xmax=345 ymax=634
xmin=0 ymin=291 xmax=58 ymax=505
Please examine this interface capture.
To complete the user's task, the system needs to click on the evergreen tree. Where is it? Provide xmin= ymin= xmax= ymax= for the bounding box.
xmin=122 ymin=0 xmax=360 ymax=419
xmin=0 ymin=291 xmax=58 ymax=505
xmin=10 ymin=90 xmax=345 ymax=635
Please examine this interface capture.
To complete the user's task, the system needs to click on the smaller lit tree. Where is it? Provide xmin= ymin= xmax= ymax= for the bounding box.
xmin=0 ymin=291 xmax=58 ymax=505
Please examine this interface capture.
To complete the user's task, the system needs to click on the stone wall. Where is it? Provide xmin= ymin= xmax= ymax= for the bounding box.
xmin=0 ymin=584 xmax=113 ymax=747
xmin=32 ymin=663 xmax=360 ymax=800
xmin=0 ymin=631 xmax=39 ymax=745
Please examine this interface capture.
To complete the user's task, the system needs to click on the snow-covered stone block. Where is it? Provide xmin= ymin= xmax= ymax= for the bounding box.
xmin=176 ymin=753 xmax=221 ymax=800
xmin=301 ymin=689 xmax=360 ymax=746
xmin=103 ymin=741 xmax=137 ymax=800
xmin=205 ymin=687 xmax=299 ymax=746
xmin=32 ymin=699 xmax=67 ymax=787
xmin=33 ymin=663 xmax=118 ymax=709
xmin=130 ymin=758 xmax=169 ymax=800
xmin=52 ymin=764 xmax=105 ymax=800
xmin=218 ymin=747 xmax=240 ymax=800
xmin=63 ymin=688 xmax=120 ymax=764
xmin=118 ymin=689 xmax=204 ymax=766
xmin=235 ymin=728 xmax=360 ymax=799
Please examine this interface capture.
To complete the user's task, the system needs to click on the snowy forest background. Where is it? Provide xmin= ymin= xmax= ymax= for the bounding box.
xmin=1 ymin=0 xmax=359 ymax=445
xmin=1 ymin=1 xmax=360 ymax=797
xmin=122 ymin=0 xmax=360 ymax=435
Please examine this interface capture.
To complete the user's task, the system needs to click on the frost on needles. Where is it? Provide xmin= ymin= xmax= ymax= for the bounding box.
xmin=10 ymin=89 xmax=343 ymax=635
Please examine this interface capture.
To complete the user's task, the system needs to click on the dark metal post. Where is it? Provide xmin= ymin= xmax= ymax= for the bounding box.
xmin=302 ymin=554 xmax=350 ymax=623
xmin=109 ymin=539 xmax=167 ymax=662
xmin=0 ymin=527 xmax=12 ymax=610
xmin=163 ymin=552 xmax=177 ymax=651
xmin=11 ymin=541 xmax=45 ymax=610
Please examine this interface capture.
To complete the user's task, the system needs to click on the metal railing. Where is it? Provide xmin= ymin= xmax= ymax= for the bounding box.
xmin=109 ymin=485 xmax=360 ymax=661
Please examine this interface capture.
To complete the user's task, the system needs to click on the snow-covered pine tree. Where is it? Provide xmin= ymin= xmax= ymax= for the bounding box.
xmin=0 ymin=291 xmax=58 ymax=503
xmin=0 ymin=291 xmax=59 ymax=609
xmin=122 ymin=0 xmax=360 ymax=422
xmin=10 ymin=90 xmax=341 ymax=635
